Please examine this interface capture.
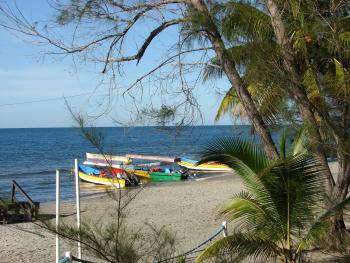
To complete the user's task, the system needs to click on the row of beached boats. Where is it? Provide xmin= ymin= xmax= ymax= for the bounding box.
xmin=78 ymin=152 xmax=232 ymax=188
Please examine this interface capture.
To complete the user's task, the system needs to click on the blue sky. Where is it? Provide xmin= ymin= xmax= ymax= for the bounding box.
xmin=0 ymin=0 xmax=233 ymax=128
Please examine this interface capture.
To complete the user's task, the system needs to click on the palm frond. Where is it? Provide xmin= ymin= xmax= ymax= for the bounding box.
xmin=260 ymin=155 xmax=324 ymax=238
xmin=303 ymin=65 xmax=321 ymax=103
xmin=214 ymin=87 xmax=247 ymax=122
xmin=199 ymin=137 xmax=270 ymax=172
xmin=298 ymin=195 xmax=350 ymax=251
xmin=279 ymin=128 xmax=287 ymax=160
xmin=202 ymin=58 xmax=224 ymax=82
xmin=222 ymin=2 xmax=274 ymax=42
xmin=289 ymin=126 xmax=308 ymax=156
xmin=220 ymin=191 xmax=284 ymax=239
xmin=196 ymin=232 xmax=279 ymax=263
xmin=292 ymin=30 xmax=308 ymax=59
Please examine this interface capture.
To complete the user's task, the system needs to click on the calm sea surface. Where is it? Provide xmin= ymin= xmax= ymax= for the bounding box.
xmin=0 ymin=126 xmax=279 ymax=202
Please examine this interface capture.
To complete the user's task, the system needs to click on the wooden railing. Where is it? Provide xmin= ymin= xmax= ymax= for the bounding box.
xmin=11 ymin=180 xmax=40 ymax=220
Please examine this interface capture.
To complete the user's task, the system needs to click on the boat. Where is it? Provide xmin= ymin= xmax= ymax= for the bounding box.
xmin=78 ymin=165 xmax=126 ymax=187
xmin=125 ymin=154 xmax=184 ymax=181
xmin=125 ymin=154 xmax=175 ymax=163
xmin=129 ymin=169 xmax=150 ymax=178
xmin=82 ymin=153 xmax=187 ymax=182
xmin=176 ymin=157 xmax=233 ymax=172
xmin=129 ymin=167 xmax=188 ymax=181
xmin=149 ymin=171 xmax=183 ymax=182
xmin=84 ymin=152 xmax=132 ymax=168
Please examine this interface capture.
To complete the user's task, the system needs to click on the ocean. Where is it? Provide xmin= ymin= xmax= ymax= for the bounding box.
xmin=0 ymin=126 xmax=278 ymax=202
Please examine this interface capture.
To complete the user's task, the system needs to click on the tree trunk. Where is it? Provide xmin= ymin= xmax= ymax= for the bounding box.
xmin=292 ymin=88 xmax=335 ymax=192
xmin=333 ymin=158 xmax=350 ymax=230
xmin=190 ymin=0 xmax=279 ymax=160
xmin=265 ymin=0 xmax=335 ymax=192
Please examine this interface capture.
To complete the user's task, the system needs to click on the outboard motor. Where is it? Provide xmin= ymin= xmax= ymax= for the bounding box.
xmin=181 ymin=170 xmax=190 ymax=180
xmin=130 ymin=174 xmax=140 ymax=186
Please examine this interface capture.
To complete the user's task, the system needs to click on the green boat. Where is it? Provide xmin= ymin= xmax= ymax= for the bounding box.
xmin=149 ymin=172 xmax=183 ymax=182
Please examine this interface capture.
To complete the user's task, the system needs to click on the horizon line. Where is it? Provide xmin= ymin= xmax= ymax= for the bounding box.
xmin=0 ymin=124 xmax=252 ymax=129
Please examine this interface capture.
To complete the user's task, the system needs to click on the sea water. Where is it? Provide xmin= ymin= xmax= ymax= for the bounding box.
xmin=0 ymin=126 xmax=278 ymax=202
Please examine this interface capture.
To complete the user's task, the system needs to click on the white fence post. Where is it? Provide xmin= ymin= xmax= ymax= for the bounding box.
xmin=74 ymin=159 xmax=82 ymax=259
xmin=65 ymin=251 xmax=72 ymax=262
xmin=56 ymin=170 xmax=60 ymax=263
xmin=222 ymin=221 xmax=227 ymax=237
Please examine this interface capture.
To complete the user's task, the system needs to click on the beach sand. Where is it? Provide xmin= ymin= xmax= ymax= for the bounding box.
xmin=0 ymin=174 xmax=243 ymax=263
xmin=0 ymin=162 xmax=344 ymax=263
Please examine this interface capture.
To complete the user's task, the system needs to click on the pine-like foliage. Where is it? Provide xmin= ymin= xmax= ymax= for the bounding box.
xmin=196 ymin=131 xmax=350 ymax=263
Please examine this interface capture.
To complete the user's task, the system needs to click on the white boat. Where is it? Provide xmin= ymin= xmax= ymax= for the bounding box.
xmin=85 ymin=152 xmax=132 ymax=167
xmin=125 ymin=154 xmax=175 ymax=163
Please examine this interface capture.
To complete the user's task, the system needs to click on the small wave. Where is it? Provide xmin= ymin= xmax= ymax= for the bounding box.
xmin=0 ymin=168 xmax=72 ymax=177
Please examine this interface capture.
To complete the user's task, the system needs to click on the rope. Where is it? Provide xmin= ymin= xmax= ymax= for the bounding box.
xmin=58 ymin=257 xmax=71 ymax=263
xmin=154 ymin=225 xmax=225 ymax=263
xmin=72 ymin=256 xmax=96 ymax=263
xmin=59 ymin=224 xmax=226 ymax=263
xmin=58 ymin=256 xmax=96 ymax=263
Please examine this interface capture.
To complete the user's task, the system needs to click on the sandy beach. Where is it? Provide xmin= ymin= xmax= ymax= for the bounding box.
xmin=0 ymin=174 xmax=243 ymax=263
xmin=0 ymin=162 xmax=343 ymax=263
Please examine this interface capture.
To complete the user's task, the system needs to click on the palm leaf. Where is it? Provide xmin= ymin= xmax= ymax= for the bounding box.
xmin=222 ymin=2 xmax=274 ymax=42
xmin=292 ymin=30 xmax=308 ymax=59
xmin=199 ymin=137 xmax=270 ymax=172
xmin=262 ymin=155 xmax=324 ymax=226
xmin=298 ymin=195 xmax=350 ymax=251
xmin=202 ymin=58 xmax=224 ymax=82
xmin=220 ymin=191 xmax=284 ymax=239
xmin=289 ymin=126 xmax=308 ymax=156
xmin=303 ymin=65 xmax=321 ymax=103
xmin=214 ymin=87 xmax=247 ymax=122
xmin=196 ymin=232 xmax=279 ymax=263
xmin=279 ymin=128 xmax=287 ymax=160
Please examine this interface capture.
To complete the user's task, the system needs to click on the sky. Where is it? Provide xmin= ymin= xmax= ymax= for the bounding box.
xmin=0 ymin=0 xmax=233 ymax=128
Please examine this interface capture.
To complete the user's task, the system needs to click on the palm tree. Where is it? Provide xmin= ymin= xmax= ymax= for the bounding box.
xmin=198 ymin=1 xmax=350 ymax=208
xmin=196 ymin=131 xmax=350 ymax=263
xmin=200 ymin=2 xmax=291 ymax=126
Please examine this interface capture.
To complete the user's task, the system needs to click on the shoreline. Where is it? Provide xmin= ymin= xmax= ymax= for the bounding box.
xmin=41 ymin=171 xmax=235 ymax=205
xmin=0 ymin=162 xmax=341 ymax=263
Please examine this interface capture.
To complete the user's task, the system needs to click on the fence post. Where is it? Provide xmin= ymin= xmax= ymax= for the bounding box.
xmin=65 ymin=251 xmax=72 ymax=262
xmin=56 ymin=170 xmax=60 ymax=263
xmin=222 ymin=221 xmax=227 ymax=237
xmin=11 ymin=182 xmax=15 ymax=202
xmin=75 ymin=159 xmax=82 ymax=259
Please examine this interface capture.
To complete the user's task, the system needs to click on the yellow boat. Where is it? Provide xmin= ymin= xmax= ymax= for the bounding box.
xmin=177 ymin=158 xmax=233 ymax=172
xmin=79 ymin=172 xmax=126 ymax=188
xmin=79 ymin=165 xmax=126 ymax=188
xmin=126 ymin=169 xmax=150 ymax=178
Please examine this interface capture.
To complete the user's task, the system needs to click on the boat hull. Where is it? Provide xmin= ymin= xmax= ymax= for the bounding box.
xmin=177 ymin=161 xmax=233 ymax=172
xmin=79 ymin=172 xmax=126 ymax=188
xmin=149 ymin=172 xmax=182 ymax=182
xmin=129 ymin=169 xmax=182 ymax=181
xmin=126 ymin=169 xmax=151 ymax=178
xmin=86 ymin=152 xmax=131 ymax=165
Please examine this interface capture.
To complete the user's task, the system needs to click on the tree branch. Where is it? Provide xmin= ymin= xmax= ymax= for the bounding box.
xmin=123 ymin=47 xmax=213 ymax=94
xmin=102 ymin=19 xmax=182 ymax=69
xmin=107 ymin=0 xmax=189 ymax=12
